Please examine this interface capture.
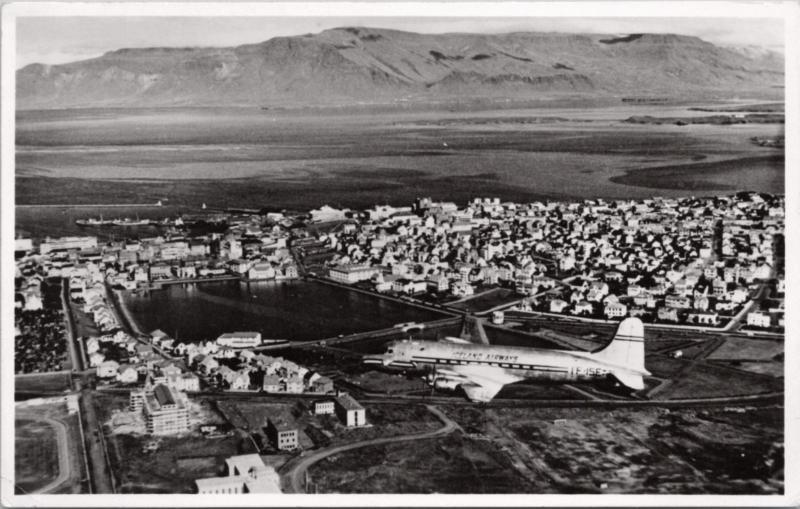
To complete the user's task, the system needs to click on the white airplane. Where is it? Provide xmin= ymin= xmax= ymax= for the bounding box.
xmin=363 ymin=317 xmax=650 ymax=402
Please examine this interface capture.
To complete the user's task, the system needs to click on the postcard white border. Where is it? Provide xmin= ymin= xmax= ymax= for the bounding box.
xmin=2 ymin=1 xmax=799 ymax=507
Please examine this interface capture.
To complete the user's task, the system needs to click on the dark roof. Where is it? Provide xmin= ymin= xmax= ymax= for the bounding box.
xmin=336 ymin=393 xmax=364 ymax=411
xmin=267 ymin=417 xmax=296 ymax=432
xmin=153 ymin=384 xmax=175 ymax=406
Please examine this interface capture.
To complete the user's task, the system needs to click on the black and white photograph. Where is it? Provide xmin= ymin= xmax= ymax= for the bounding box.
xmin=1 ymin=1 xmax=797 ymax=505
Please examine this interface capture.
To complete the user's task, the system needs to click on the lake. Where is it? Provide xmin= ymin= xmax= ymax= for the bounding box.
xmin=121 ymin=279 xmax=447 ymax=343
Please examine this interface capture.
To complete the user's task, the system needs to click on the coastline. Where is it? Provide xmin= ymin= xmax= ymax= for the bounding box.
xmin=108 ymin=287 xmax=146 ymax=338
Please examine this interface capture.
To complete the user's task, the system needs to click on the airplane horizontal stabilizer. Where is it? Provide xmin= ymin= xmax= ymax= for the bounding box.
xmin=613 ymin=371 xmax=645 ymax=391
xmin=461 ymin=382 xmax=503 ymax=403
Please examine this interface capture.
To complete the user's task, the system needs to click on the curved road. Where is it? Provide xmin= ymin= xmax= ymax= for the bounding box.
xmin=283 ymin=405 xmax=459 ymax=493
xmin=31 ymin=417 xmax=71 ymax=494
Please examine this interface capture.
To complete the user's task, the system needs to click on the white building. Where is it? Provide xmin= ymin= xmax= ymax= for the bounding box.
xmin=217 ymin=332 xmax=262 ymax=349
xmin=142 ymin=384 xmax=190 ymax=435
xmin=550 ymin=299 xmax=568 ymax=313
xmin=195 ymin=454 xmax=281 ymax=494
xmin=310 ymin=205 xmax=349 ymax=223
xmin=39 ymin=236 xmax=98 ymax=254
xmin=312 ymin=400 xmax=335 ymax=415
xmin=604 ymin=302 xmax=628 ymax=319
xmin=334 ymin=393 xmax=367 ymax=427
xmin=97 ymin=360 xmax=120 ymax=379
xmin=328 ymin=264 xmax=378 ymax=284
xmin=746 ymin=311 xmax=772 ymax=328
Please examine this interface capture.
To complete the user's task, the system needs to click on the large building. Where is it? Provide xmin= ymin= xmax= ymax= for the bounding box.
xmin=39 ymin=236 xmax=98 ymax=254
xmin=195 ymin=454 xmax=281 ymax=494
xmin=328 ymin=264 xmax=378 ymax=284
xmin=266 ymin=417 xmax=299 ymax=450
xmin=143 ymin=384 xmax=190 ymax=435
xmin=335 ymin=392 xmax=367 ymax=427
xmin=217 ymin=332 xmax=262 ymax=349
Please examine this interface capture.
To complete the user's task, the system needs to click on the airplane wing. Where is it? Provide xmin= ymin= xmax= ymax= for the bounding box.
xmin=440 ymin=336 xmax=472 ymax=345
xmin=437 ymin=365 xmax=523 ymax=403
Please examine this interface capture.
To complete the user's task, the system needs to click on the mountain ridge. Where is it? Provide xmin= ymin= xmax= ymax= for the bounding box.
xmin=17 ymin=27 xmax=784 ymax=109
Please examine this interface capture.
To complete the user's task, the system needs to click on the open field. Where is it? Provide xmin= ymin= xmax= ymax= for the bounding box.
xmin=15 ymin=372 xmax=72 ymax=396
xmin=440 ymin=405 xmax=783 ymax=494
xmin=732 ymin=361 xmax=784 ymax=377
xmin=307 ymin=432 xmax=536 ymax=493
xmin=306 ymin=404 xmax=784 ymax=494
xmin=14 ymin=419 xmax=59 ymax=494
xmin=347 ymin=370 xmax=429 ymax=395
xmin=107 ymin=431 xmax=256 ymax=493
xmin=707 ymin=338 xmax=784 ymax=361
xmin=657 ymin=361 xmax=782 ymax=399
xmin=15 ymin=399 xmax=89 ymax=494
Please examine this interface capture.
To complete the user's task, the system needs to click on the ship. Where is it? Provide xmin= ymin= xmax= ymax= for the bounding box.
xmin=112 ymin=216 xmax=153 ymax=226
xmin=75 ymin=217 xmax=114 ymax=226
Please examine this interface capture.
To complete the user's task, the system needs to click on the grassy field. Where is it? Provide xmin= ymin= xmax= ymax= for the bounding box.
xmin=439 ymin=405 xmax=783 ymax=494
xmin=732 ymin=361 xmax=784 ymax=377
xmin=347 ymin=370 xmax=428 ymax=395
xmin=307 ymin=432 xmax=538 ymax=493
xmin=16 ymin=398 xmax=90 ymax=495
xmin=496 ymin=381 xmax=585 ymax=400
xmin=658 ymin=361 xmax=783 ymax=399
xmin=14 ymin=419 xmax=59 ymax=494
xmin=644 ymin=355 xmax=691 ymax=379
xmin=707 ymin=338 xmax=784 ymax=361
xmin=15 ymin=372 xmax=72 ymax=395
xmin=107 ymin=430 xmax=256 ymax=493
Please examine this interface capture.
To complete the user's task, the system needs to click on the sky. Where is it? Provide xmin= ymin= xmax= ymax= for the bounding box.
xmin=16 ymin=16 xmax=785 ymax=68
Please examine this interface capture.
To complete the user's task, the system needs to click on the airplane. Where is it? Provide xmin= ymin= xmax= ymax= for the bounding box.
xmin=363 ymin=317 xmax=650 ymax=402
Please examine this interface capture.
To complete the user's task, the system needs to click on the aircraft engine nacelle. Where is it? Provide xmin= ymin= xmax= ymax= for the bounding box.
xmin=433 ymin=377 xmax=462 ymax=390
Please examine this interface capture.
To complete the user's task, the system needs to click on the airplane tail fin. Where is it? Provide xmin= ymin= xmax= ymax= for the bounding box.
xmin=592 ymin=317 xmax=649 ymax=377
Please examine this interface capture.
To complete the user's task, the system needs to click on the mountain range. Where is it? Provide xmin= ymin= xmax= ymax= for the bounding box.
xmin=16 ymin=27 xmax=785 ymax=109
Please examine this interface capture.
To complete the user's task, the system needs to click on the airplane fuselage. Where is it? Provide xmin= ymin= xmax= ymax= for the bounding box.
xmin=369 ymin=340 xmax=617 ymax=384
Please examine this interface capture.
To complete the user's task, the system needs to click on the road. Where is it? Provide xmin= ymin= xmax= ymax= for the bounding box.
xmin=252 ymin=316 xmax=462 ymax=352
xmin=79 ymin=391 xmax=115 ymax=493
xmin=61 ymin=282 xmax=85 ymax=372
xmin=282 ymin=405 xmax=459 ymax=493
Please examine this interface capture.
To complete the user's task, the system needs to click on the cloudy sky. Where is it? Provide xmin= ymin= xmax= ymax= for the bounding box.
xmin=17 ymin=16 xmax=785 ymax=68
